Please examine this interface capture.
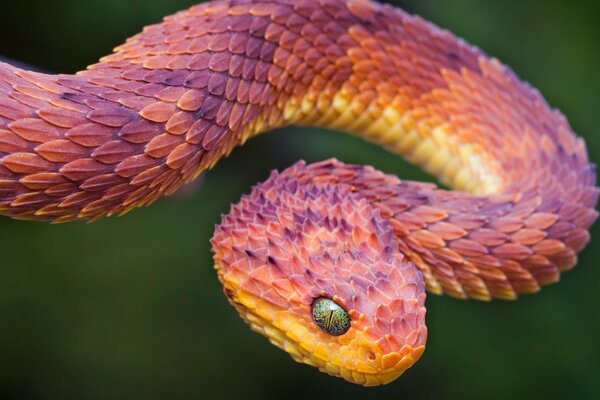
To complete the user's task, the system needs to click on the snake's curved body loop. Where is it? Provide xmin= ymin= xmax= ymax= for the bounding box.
xmin=0 ymin=0 xmax=597 ymax=386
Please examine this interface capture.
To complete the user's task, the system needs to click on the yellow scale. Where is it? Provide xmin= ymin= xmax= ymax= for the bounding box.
xmin=281 ymin=89 xmax=504 ymax=196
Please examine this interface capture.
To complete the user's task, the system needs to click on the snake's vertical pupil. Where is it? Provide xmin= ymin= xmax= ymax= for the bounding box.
xmin=312 ymin=297 xmax=351 ymax=336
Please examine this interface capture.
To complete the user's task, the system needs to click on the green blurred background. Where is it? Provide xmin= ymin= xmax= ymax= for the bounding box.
xmin=1 ymin=0 xmax=599 ymax=399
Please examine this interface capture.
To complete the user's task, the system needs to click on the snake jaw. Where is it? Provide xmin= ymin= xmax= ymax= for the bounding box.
xmin=211 ymin=164 xmax=427 ymax=385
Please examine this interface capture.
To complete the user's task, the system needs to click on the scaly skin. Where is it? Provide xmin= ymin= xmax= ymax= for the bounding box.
xmin=0 ymin=0 xmax=597 ymax=386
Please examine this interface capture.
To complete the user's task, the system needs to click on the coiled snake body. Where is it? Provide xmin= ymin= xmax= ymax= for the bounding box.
xmin=0 ymin=0 xmax=597 ymax=386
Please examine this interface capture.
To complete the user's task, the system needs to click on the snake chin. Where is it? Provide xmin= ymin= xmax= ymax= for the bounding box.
xmin=211 ymin=162 xmax=427 ymax=386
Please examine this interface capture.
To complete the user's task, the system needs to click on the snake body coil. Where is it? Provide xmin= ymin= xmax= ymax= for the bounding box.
xmin=0 ymin=0 xmax=597 ymax=386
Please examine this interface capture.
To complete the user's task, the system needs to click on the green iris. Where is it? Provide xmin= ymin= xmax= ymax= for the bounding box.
xmin=311 ymin=297 xmax=351 ymax=336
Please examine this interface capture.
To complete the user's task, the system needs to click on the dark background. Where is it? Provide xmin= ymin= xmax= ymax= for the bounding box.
xmin=1 ymin=1 xmax=599 ymax=399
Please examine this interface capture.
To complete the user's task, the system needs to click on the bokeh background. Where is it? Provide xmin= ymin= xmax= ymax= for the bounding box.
xmin=1 ymin=0 xmax=599 ymax=399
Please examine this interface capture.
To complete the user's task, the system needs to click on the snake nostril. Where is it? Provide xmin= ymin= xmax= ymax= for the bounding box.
xmin=368 ymin=351 xmax=376 ymax=361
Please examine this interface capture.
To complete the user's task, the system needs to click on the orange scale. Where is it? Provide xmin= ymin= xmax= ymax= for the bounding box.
xmin=9 ymin=118 xmax=61 ymax=143
xmin=35 ymin=140 xmax=86 ymax=163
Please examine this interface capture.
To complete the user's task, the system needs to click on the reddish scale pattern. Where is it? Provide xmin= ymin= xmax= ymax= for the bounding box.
xmin=0 ymin=0 xmax=598 ymax=384
xmin=0 ymin=0 xmax=509 ymax=220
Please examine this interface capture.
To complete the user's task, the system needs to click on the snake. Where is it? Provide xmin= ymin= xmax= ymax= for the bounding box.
xmin=0 ymin=0 xmax=597 ymax=387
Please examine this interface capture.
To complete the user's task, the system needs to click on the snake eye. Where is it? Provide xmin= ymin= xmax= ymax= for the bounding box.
xmin=311 ymin=297 xmax=351 ymax=336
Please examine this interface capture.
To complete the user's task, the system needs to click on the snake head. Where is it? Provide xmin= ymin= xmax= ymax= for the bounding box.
xmin=211 ymin=161 xmax=427 ymax=386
